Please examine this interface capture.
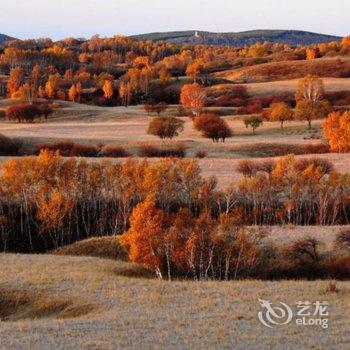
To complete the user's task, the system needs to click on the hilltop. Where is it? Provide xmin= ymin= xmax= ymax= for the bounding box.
xmin=131 ymin=29 xmax=341 ymax=46
xmin=0 ymin=33 xmax=15 ymax=45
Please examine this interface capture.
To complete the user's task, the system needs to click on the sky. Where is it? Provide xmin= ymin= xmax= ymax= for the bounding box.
xmin=1 ymin=0 xmax=348 ymax=40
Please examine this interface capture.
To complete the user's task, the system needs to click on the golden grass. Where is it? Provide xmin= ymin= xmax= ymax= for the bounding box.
xmin=215 ymin=57 xmax=350 ymax=83
xmin=0 ymin=253 xmax=349 ymax=349
xmin=0 ymin=287 xmax=94 ymax=321
xmin=53 ymin=235 xmax=128 ymax=261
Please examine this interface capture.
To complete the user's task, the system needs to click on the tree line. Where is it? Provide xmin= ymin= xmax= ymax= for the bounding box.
xmin=1 ymin=151 xmax=350 ymax=254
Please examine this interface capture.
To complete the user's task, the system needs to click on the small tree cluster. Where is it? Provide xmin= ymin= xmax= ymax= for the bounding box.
xmin=193 ymin=114 xmax=233 ymax=142
xmin=5 ymin=103 xmax=53 ymax=123
xmin=147 ymin=116 xmax=185 ymax=139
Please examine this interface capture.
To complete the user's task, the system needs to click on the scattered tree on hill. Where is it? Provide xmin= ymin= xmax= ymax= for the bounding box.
xmin=147 ymin=116 xmax=185 ymax=139
xmin=295 ymin=75 xmax=324 ymax=102
xmin=180 ymin=83 xmax=207 ymax=116
xmin=323 ymin=110 xmax=350 ymax=152
xmin=193 ymin=114 xmax=233 ymax=142
xmin=294 ymin=99 xmax=332 ymax=129
xmin=268 ymin=102 xmax=294 ymax=129
xmin=244 ymin=116 xmax=263 ymax=135
xmin=5 ymin=103 xmax=52 ymax=123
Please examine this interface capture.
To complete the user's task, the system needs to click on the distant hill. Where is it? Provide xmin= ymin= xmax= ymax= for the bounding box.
xmin=131 ymin=30 xmax=341 ymax=47
xmin=0 ymin=33 xmax=15 ymax=45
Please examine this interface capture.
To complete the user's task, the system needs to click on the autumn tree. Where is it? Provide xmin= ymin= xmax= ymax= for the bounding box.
xmin=119 ymin=198 xmax=165 ymax=279
xmin=158 ymin=66 xmax=171 ymax=83
xmin=68 ymin=84 xmax=77 ymax=102
xmin=193 ymin=114 xmax=233 ymax=142
xmin=244 ymin=116 xmax=263 ymax=135
xmin=294 ymin=99 xmax=332 ymax=129
xmin=295 ymin=75 xmax=324 ymax=102
xmin=147 ymin=116 xmax=185 ymax=139
xmin=180 ymin=83 xmax=207 ymax=116
xmin=45 ymin=74 xmax=61 ymax=99
xmin=7 ymin=67 xmax=25 ymax=97
xmin=103 ymin=79 xmax=114 ymax=99
xmin=323 ymin=110 xmax=350 ymax=152
xmin=186 ymin=58 xmax=205 ymax=82
xmin=269 ymin=102 xmax=294 ymax=128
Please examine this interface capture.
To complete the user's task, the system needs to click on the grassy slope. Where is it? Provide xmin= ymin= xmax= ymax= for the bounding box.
xmin=0 ymin=253 xmax=349 ymax=349
xmin=215 ymin=57 xmax=350 ymax=83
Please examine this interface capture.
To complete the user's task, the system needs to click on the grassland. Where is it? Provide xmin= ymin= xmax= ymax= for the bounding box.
xmin=0 ymin=252 xmax=349 ymax=349
xmin=215 ymin=57 xmax=350 ymax=83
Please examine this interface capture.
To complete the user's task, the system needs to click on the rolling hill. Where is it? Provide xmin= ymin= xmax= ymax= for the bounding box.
xmin=0 ymin=33 xmax=14 ymax=45
xmin=131 ymin=29 xmax=341 ymax=46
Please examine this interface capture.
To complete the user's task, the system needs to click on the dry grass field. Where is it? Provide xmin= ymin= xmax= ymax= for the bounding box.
xmin=215 ymin=57 xmax=350 ymax=83
xmin=1 ymin=71 xmax=350 ymax=349
xmin=0 ymin=252 xmax=349 ymax=350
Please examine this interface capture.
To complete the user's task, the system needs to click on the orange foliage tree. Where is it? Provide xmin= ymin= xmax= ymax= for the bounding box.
xmin=119 ymin=197 xmax=165 ymax=279
xmin=323 ymin=111 xmax=350 ymax=153
xmin=180 ymin=83 xmax=207 ymax=116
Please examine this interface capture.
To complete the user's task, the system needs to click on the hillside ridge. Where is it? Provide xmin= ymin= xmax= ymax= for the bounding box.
xmin=131 ymin=29 xmax=341 ymax=46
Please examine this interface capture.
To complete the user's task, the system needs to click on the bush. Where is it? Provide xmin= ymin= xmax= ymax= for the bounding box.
xmin=295 ymin=158 xmax=334 ymax=175
xmin=335 ymin=230 xmax=350 ymax=251
xmin=246 ymin=100 xmax=263 ymax=114
xmin=34 ymin=141 xmax=98 ymax=157
xmin=138 ymin=144 xmax=186 ymax=158
xmin=231 ymin=143 xmax=330 ymax=158
xmin=5 ymin=104 xmax=41 ymax=123
xmin=195 ymin=150 xmax=207 ymax=158
xmin=100 ymin=144 xmax=131 ymax=158
xmin=288 ymin=237 xmax=320 ymax=262
xmin=193 ymin=114 xmax=233 ymax=142
xmin=0 ymin=134 xmax=23 ymax=156
xmin=147 ymin=116 xmax=185 ymax=140
xmin=236 ymin=159 xmax=276 ymax=177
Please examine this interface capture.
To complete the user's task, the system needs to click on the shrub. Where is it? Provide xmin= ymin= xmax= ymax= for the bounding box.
xmin=34 ymin=141 xmax=98 ymax=157
xmin=195 ymin=150 xmax=207 ymax=158
xmin=335 ymin=230 xmax=350 ymax=251
xmin=0 ymin=134 xmax=23 ymax=156
xmin=288 ymin=237 xmax=321 ymax=262
xmin=100 ymin=144 xmax=131 ymax=158
xmin=236 ymin=159 xmax=276 ymax=177
xmin=138 ymin=144 xmax=186 ymax=158
xmin=5 ymin=104 xmax=41 ymax=123
xmin=231 ymin=143 xmax=329 ymax=158
xmin=0 ymin=111 xmax=5 ymax=119
xmin=147 ymin=116 xmax=185 ymax=140
xmin=193 ymin=114 xmax=233 ymax=142
xmin=295 ymin=158 xmax=334 ymax=175
xmin=246 ymin=100 xmax=263 ymax=114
